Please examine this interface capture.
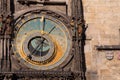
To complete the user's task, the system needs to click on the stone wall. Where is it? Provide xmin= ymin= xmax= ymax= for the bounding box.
xmin=82 ymin=0 xmax=120 ymax=80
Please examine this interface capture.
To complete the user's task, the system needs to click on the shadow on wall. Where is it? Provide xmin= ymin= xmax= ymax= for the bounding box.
xmin=10 ymin=0 xmax=15 ymax=15
xmin=81 ymin=0 xmax=87 ymax=80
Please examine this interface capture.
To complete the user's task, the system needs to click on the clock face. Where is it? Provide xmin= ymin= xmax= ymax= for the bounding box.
xmin=13 ymin=11 xmax=72 ymax=70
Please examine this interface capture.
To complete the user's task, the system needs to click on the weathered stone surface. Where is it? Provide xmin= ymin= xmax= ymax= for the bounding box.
xmin=83 ymin=0 xmax=120 ymax=80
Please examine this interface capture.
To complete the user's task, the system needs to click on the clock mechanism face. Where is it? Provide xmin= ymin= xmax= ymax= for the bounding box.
xmin=13 ymin=11 xmax=72 ymax=70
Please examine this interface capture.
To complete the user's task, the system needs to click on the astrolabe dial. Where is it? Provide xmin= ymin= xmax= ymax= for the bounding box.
xmin=28 ymin=36 xmax=50 ymax=57
xmin=13 ymin=10 xmax=72 ymax=70
xmin=22 ymin=31 xmax=55 ymax=64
